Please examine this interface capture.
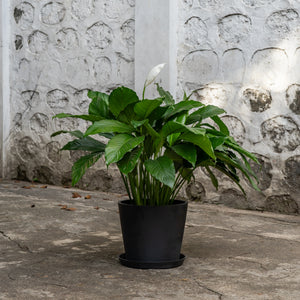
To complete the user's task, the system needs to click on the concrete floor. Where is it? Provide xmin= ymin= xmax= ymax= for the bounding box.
xmin=0 ymin=180 xmax=300 ymax=300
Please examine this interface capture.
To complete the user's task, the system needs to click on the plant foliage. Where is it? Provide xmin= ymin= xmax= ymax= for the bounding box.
xmin=52 ymin=71 xmax=259 ymax=206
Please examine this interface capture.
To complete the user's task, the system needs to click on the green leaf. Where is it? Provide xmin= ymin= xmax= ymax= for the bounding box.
xmin=163 ymin=100 xmax=203 ymax=119
xmin=134 ymin=99 xmax=163 ymax=119
xmin=51 ymin=130 xmax=84 ymax=138
xmin=131 ymin=119 xmax=148 ymax=128
xmin=211 ymin=116 xmax=230 ymax=136
xmin=84 ymin=120 xmax=134 ymax=136
xmin=117 ymin=146 xmax=143 ymax=174
xmin=172 ymin=144 xmax=197 ymax=167
xmin=52 ymin=113 xmax=103 ymax=122
xmin=205 ymin=166 xmax=218 ymax=189
xmin=156 ymin=84 xmax=175 ymax=105
xmin=105 ymin=134 xmax=145 ymax=166
xmin=109 ymin=87 xmax=139 ymax=118
xmin=88 ymin=91 xmax=110 ymax=118
xmin=72 ymin=152 xmax=103 ymax=185
xmin=181 ymin=132 xmax=216 ymax=160
xmin=186 ymin=105 xmax=226 ymax=124
xmin=209 ymin=136 xmax=226 ymax=149
xmin=61 ymin=137 xmax=106 ymax=152
xmin=161 ymin=121 xmax=205 ymax=138
xmin=225 ymin=141 xmax=259 ymax=164
xmin=144 ymin=156 xmax=176 ymax=188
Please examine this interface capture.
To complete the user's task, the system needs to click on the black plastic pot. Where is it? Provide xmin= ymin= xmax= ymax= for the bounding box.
xmin=118 ymin=199 xmax=188 ymax=269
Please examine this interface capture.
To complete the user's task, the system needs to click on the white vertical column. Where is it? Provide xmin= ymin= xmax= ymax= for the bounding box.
xmin=1 ymin=0 xmax=11 ymax=178
xmin=135 ymin=0 xmax=178 ymax=99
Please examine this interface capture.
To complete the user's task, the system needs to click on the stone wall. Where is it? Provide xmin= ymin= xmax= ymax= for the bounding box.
xmin=3 ymin=0 xmax=300 ymax=213
xmin=8 ymin=0 xmax=135 ymax=192
xmin=178 ymin=0 xmax=300 ymax=213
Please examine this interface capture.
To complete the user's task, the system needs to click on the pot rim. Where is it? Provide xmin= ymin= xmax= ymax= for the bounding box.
xmin=118 ymin=199 xmax=188 ymax=207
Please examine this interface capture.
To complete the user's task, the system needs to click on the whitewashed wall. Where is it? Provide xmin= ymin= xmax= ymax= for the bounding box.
xmin=178 ymin=0 xmax=300 ymax=213
xmin=6 ymin=0 xmax=135 ymax=192
xmin=2 ymin=0 xmax=300 ymax=213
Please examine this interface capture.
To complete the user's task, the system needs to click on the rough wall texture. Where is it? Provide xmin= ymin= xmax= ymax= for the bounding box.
xmin=9 ymin=0 xmax=135 ymax=192
xmin=6 ymin=0 xmax=300 ymax=213
xmin=178 ymin=0 xmax=300 ymax=213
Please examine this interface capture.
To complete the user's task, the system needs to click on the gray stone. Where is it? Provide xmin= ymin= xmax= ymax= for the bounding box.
xmin=56 ymin=28 xmax=79 ymax=50
xmin=221 ymin=115 xmax=246 ymax=145
xmin=242 ymin=0 xmax=272 ymax=6
xmin=222 ymin=49 xmax=245 ymax=83
xmin=182 ymin=50 xmax=219 ymax=86
xmin=30 ymin=113 xmax=49 ymax=134
xmin=21 ymin=90 xmax=40 ymax=109
xmin=127 ymin=0 xmax=135 ymax=7
xmin=104 ymin=0 xmax=129 ymax=20
xmin=82 ymin=169 xmax=113 ymax=192
xmin=261 ymin=116 xmax=300 ymax=153
xmin=41 ymin=2 xmax=66 ymax=25
xmin=86 ymin=22 xmax=113 ymax=50
xmin=198 ymin=0 xmax=221 ymax=9
xmin=184 ymin=16 xmax=207 ymax=49
xmin=54 ymin=118 xmax=79 ymax=131
xmin=218 ymin=14 xmax=251 ymax=44
xmin=71 ymin=0 xmax=95 ymax=20
xmin=285 ymin=156 xmax=300 ymax=192
xmin=242 ymin=88 xmax=272 ymax=112
xmin=32 ymin=166 xmax=55 ymax=184
xmin=47 ymin=89 xmax=69 ymax=109
xmin=15 ymin=35 xmax=23 ymax=50
xmin=249 ymin=48 xmax=288 ymax=89
xmin=14 ymin=2 xmax=34 ymax=29
xmin=46 ymin=141 xmax=62 ymax=163
xmin=121 ymin=19 xmax=135 ymax=47
xmin=17 ymin=136 xmax=39 ymax=161
xmin=265 ymin=194 xmax=299 ymax=215
xmin=266 ymin=9 xmax=299 ymax=36
xmin=93 ymin=57 xmax=112 ymax=86
xmin=64 ymin=57 xmax=90 ymax=87
xmin=74 ymin=89 xmax=91 ymax=112
xmin=116 ymin=53 xmax=134 ymax=86
xmin=28 ymin=30 xmax=49 ymax=54
xmin=186 ymin=181 xmax=206 ymax=201
xmin=13 ymin=113 xmax=23 ymax=132
xmin=219 ymin=188 xmax=249 ymax=209
xmin=286 ymin=84 xmax=300 ymax=115
xmin=182 ymin=0 xmax=193 ymax=8
xmin=248 ymin=154 xmax=273 ymax=191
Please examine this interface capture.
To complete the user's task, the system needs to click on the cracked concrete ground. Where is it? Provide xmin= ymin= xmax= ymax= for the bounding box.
xmin=0 ymin=180 xmax=300 ymax=300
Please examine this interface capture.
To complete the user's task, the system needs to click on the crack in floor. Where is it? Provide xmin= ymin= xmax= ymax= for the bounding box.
xmin=194 ymin=280 xmax=223 ymax=299
xmin=0 ymin=230 xmax=32 ymax=253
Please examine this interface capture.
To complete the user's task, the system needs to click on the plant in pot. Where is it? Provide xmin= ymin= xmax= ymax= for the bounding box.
xmin=52 ymin=64 xmax=259 ymax=269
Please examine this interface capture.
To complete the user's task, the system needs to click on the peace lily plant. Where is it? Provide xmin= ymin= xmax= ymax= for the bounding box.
xmin=52 ymin=64 xmax=259 ymax=206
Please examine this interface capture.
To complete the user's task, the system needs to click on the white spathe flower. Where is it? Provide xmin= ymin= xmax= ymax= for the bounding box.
xmin=144 ymin=63 xmax=166 ymax=88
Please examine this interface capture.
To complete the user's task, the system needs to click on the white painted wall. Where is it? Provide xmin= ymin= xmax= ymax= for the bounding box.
xmin=2 ymin=0 xmax=300 ymax=213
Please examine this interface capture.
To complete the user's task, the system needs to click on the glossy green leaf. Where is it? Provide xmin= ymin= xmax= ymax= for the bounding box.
xmin=61 ymin=137 xmax=106 ymax=152
xmin=134 ymin=99 xmax=163 ymax=119
xmin=163 ymin=100 xmax=203 ymax=119
xmin=161 ymin=121 xmax=205 ymax=138
xmin=72 ymin=152 xmax=103 ymax=185
xmin=109 ymin=87 xmax=139 ymax=118
xmin=84 ymin=120 xmax=134 ymax=136
xmin=186 ymin=105 xmax=226 ymax=124
xmin=131 ymin=119 xmax=148 ymax=128
xmin=51 ymin=130 xmax=84 ymax=138
xmin=52 ymin=113 xmax=103 ymax=122
xmin=117 ymin=146 xmax=143 ymax=174
xmin=211 ymin=116 xmax=230 ymax=136
xmin=156 ymin=84 xmax=175 ymax=105
xmin=105 ymin=134 xmax=145 ymax=166
xmin=181 ymin=132 xmax=216 ymax=160
xmin=144 ymin=156 xmax=175 ymax=188
xmin=88 ymin=91 xmax=109 ymax=118
xmin=171 ymin=144 xmax=197 ymax=167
